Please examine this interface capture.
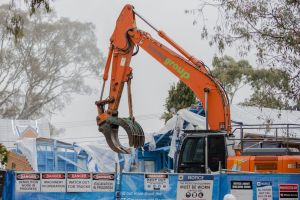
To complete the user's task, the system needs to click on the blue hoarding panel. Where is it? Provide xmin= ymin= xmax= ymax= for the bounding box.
xmin=15 ymin=192 xmax=114 ymax=200
xmin=177 ymin=174 xmax=220 ymax=200
xmin=119 ymin=173 xmax=219 ymax=200
xmin=220 ymin=174 xmax=300 ymax=200
xmin=120 ymin=173 xmax=177 ymax=199
xmin=3 ymin=171 xmax=300 ymax=200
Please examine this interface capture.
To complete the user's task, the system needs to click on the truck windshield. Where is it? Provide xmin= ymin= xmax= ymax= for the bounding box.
xmin=182 ymin=137 xmax=205 ymax=163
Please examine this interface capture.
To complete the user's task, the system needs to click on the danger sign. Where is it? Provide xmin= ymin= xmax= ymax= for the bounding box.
xmin=279 ymin=184 xmax=298 ymax=200
xmin=67 ymin=172 xmax=92 ymax=192
xmin=41 ymin=172 xmax=66 ymax=192
xmin=16 ymin=172 xmax=41 ymax=192
xmin=92 ymin=173 xmax=115 ymax=192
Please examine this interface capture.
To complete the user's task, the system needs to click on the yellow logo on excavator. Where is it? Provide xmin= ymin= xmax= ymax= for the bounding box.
xmin=164 ymin=58 xmax=190 ymax=79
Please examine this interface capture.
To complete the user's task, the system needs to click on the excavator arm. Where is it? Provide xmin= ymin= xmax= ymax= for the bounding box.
xmin=96 ymin=4 xmax=231 ymax=154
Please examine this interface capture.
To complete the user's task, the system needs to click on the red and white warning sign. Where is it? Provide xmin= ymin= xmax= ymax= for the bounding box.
xmin=41 ymin=172 xmax=66 ymax=192
xmin=16 ymin=172 xmax=41 ymax=192
xmin=279 ymin=184 xmax=298 ymax=200
xmin=92 ymin=173 xmax=115 ymax=192
xmin=67 ymin=172 xmax=92 ymax=192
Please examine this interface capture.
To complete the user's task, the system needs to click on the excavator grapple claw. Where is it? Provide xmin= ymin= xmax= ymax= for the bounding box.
xmin=98 ymin=117 xmax=145 ymax=154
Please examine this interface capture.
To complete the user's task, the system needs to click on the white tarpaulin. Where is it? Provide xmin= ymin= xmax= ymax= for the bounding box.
xmin=74 ymin=142 xmax=134 ymax=172
xmin=74 ymin=142 xmax=119 ymax=172
xmin=151 ymin=108 xmax=208 ymax=159
xmin=149 ymin=105 xmax=300 ymax=158
xmin=16 ymin=138 xmax=38 ymax=171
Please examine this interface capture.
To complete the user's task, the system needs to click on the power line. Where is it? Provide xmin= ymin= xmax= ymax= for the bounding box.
xmin=52 ymin=113 xmax=162 ymax=127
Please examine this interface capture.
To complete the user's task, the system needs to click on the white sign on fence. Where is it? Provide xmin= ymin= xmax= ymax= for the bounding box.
xmin=176 ymin=175 xmax=213 ymax=200
xmin=92 ymin=173 xmax=115 ymax=192
xmin=41 ymin=172 xmax=66 ymax=192
xmin=16 ymin=172 xmax=41 ymax=192
xmin=230 ymin=181 xmax=253 ymax=200
xmin=144 ymin=173 xmax=169 ymax=191
xmin=67 ymin=172 xmax=92 ymax=192
xmin=256 ymin=181 xmax=272 ymax=200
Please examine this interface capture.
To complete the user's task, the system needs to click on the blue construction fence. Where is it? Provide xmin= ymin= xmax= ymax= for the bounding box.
xmin=1 ymin=171 xmax=300 ymax=200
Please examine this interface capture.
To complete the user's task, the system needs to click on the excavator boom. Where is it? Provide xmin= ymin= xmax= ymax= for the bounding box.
xmin=96 ymin=4 xmax=231 ymax=154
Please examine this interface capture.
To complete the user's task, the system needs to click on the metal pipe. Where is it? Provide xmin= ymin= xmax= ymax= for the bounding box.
xmin=241 ymin=126 xmax=244 ymax=152
xmin=204 ymin=89 xmax=209 ymax=130
xmin=115 ymin=162 xmax=120 ymax=200
xmin=205 ymin=136 xmax=209 ymax=173
xmin=100 ymin=81 xmax=106 ymax=100
xmin=218 ymin=161 xmax=222 ymax=172
xmin=287 ymin=124 xmax=289 ymax=148
xmin=133 ymin=9 xmax=159 ymax=32
xmin=127 ymin=78 xmax=133 ymax=118
xmin=134 ymin=8 xmax=207 ymax=71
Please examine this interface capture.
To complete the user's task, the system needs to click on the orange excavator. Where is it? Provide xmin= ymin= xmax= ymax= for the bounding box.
xmin=96 ymin=4 xmax=300 ymax=173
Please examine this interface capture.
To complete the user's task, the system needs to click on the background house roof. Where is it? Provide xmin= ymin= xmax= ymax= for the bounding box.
xmin=0 ymin=119 xmax=50 ymax=149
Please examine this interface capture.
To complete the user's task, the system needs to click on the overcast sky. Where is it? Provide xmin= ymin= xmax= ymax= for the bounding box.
xmin=1 ymin=0 xmax=256 ymax=144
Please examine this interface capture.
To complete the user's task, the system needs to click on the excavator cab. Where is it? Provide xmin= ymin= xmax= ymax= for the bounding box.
xmin=176 ymin=131 xmax=229 ymax=173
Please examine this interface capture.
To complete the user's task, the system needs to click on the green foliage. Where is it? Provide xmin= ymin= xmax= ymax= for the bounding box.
xmin=5 ymin=13 xmax=24 ymax=41
xmin=5 ymin=0 xmax=52 ymax=41
xmin=242 ymin=68 xmax=295 ymax=109
xmin=211 ymin=56 xmax=297 ymax=109
xmin=161 ymin=81 xmax=197 ymax=123
xmin=24 ymin=0 xmax=52 ymax=15
xmin=0 ymin=144 xmax=8 ymax=166
xmin=186 ymin=0 xmax=300 ymax=98
xmin=163 ymin=56 xmax=298 ymax=119
xmin=0 ymin=5 xmax=103 ymax=119
xmin=211 ymin=55 xmax=252 ymax=104
xmin=211 ymin=57 xmax=298 ymax=110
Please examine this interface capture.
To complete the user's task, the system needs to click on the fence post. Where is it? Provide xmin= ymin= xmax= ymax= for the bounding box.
xmin=115 ymin=163 xmax=121 ymax=200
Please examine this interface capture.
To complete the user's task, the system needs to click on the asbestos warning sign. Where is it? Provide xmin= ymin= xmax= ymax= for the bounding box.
xmin=92 ymin=173 xmax=115 ymax=192
xmin=16 ymin=172 xmax=41 ymax=192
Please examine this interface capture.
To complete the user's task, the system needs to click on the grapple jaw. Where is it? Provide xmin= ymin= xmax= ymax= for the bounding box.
xmin=98 ymin=117 xmax=145 ymax=154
